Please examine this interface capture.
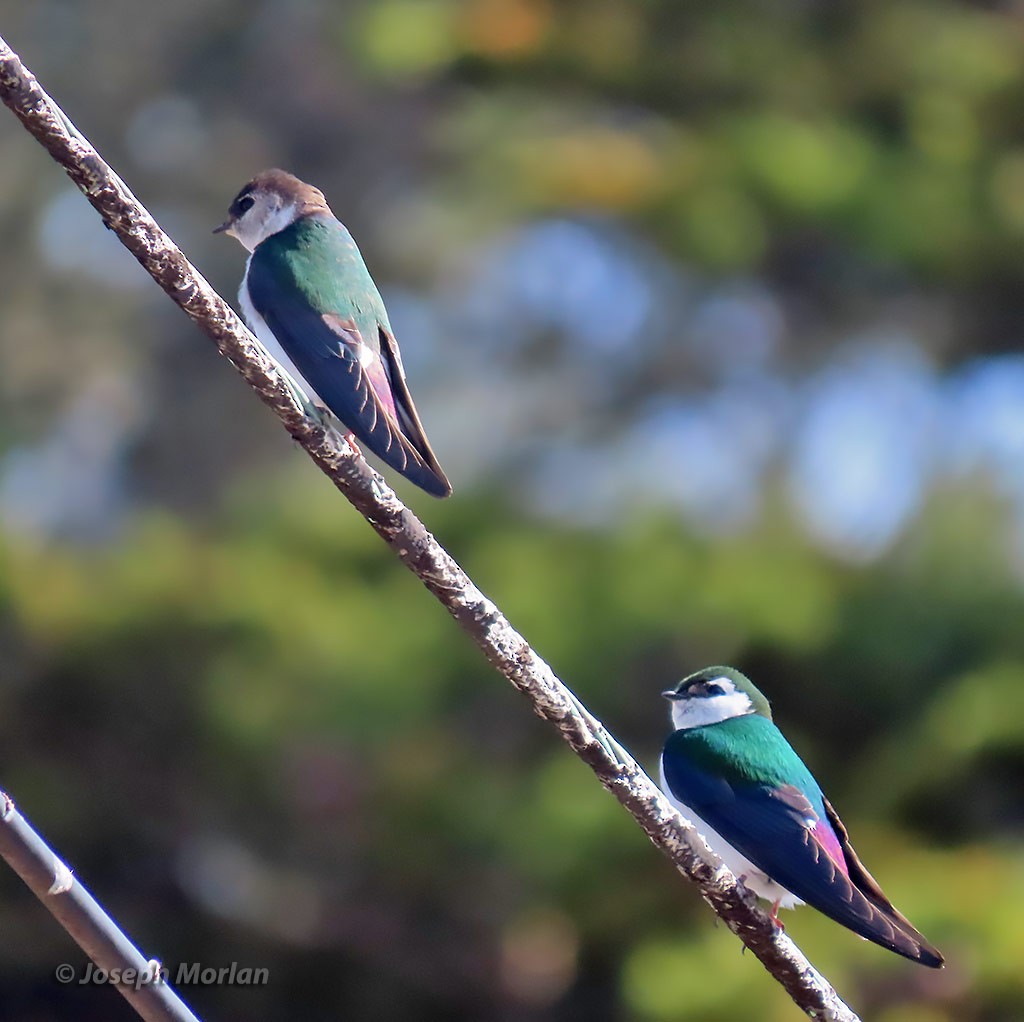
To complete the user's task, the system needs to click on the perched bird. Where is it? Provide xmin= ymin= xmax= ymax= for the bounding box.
xmin=660 ymin=666 xmax=943 ymax=967
xmin=214 ymin=169 xmax=451 ymax=497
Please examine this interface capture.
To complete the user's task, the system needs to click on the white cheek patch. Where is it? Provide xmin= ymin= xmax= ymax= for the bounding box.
xmin=234 ymin=199 xmax=299 ymax=251
xmin=260 ymin=200 xmax=298 ymax=239
xmin=670 ymin=686 xmax=753 ymax=730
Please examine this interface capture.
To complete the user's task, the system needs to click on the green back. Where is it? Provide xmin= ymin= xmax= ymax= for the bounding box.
xmin=253 ymin=215 xmax=391 ymax=341
xmin=665 ymin=714 xmax=824 ymax=805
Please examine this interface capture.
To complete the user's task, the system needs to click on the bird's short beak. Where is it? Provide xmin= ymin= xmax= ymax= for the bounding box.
xmin=661 ymin=689 xmax=682 ymax=700
xmin=212 ymin=219 xmax=232 ymax=235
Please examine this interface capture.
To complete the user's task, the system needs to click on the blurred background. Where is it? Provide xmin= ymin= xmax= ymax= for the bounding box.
xmin=0 ymin=1 xmax=1022 ymax=1019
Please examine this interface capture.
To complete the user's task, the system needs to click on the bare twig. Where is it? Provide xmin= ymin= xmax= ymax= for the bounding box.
xmin=0 ymin=35 xmax=859 ymax=1022
xmin=0 ymin=791 xmax=201 ymax=1022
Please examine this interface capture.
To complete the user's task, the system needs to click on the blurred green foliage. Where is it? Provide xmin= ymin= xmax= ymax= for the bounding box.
xmin=2 ymin=469 xmax=1023 ymax=1019
xmin=2 ymin=0 xmax=1024 ymax=1020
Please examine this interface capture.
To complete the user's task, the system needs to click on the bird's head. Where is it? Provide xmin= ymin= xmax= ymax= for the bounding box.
xmin=662 ymin=666 xmax=772 ymax=731
xmin=213 ymin=168 xmax=330 ymax=252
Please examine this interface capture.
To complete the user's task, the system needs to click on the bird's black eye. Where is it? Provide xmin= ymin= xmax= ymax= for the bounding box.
xmin=236 ymin=195 xmax=255 ymax=215
xmin=703 ymin=682 xmax=725 ymax=697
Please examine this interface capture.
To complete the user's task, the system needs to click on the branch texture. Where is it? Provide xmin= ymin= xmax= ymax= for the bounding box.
xmin=0 ymin=35 xmax=858 ymax=1022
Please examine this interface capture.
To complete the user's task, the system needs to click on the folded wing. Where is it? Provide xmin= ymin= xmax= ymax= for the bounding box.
xmin=661 ymin=742 xmax=943 ymax=967
xmin=247 ymin=256 xmax=451 ymax=497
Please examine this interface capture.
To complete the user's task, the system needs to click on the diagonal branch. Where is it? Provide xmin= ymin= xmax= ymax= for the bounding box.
xmin=0 ymin=791 xmax=202 ymax=1022
xmin=0 ymin=35 xmax=859 ymax=1022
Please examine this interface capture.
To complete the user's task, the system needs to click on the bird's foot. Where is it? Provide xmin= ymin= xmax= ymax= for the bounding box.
xmin=769 ymin=900 xmax=785 ymax=931
xmin=305 ymin=408 xmax=358 ymax=454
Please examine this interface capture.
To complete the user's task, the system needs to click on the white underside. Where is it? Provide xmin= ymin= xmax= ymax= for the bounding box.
xmin=659 ymin=759 xmax=804 ymax=910
xmin=239 ymin=269 xmax=325 ymax=409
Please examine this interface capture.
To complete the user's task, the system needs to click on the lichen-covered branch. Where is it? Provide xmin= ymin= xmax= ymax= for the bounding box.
xmin=0 ymin=35 xmax=858 ymax=1022
xmin=0 ymin=791 xmax=202 ymax=1022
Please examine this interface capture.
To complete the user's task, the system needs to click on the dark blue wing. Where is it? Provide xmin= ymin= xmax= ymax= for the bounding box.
xmin=246 ymin=255 xmax=451 ymax=498
xmin=662 ymin=733 xmax=942 ymax=966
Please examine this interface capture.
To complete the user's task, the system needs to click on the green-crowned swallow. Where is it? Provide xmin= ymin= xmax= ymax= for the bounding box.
xmin=214 ymin=169 xmax=452 ymax=497
xmin=660 ymin=666 xmax=943 ymax=967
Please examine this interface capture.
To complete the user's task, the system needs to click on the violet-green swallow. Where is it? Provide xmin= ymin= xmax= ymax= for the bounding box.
xmin=660 ymin=666 xmax=943 ymax=967
xmin=214 ymin=169 xmax=452 ymax=497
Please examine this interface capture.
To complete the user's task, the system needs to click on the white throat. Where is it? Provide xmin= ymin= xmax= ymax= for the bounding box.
xmin=669 ymin=688 xmax=753 ymax=730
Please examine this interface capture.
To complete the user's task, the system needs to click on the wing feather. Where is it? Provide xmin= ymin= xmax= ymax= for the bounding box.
xmin=247 ymin=249 xmax=451 ymax=497
xmin=662 ymin=729 xmax=943 ymax=967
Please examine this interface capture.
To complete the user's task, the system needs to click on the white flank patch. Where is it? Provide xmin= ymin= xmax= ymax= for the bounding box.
xmin=356 ymin=341 xmax=376 ymax=369
xmin=239 ymin=272 xmax=323 ymax=408
xmin=659 ymin=758 xmax=804 ymax=909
